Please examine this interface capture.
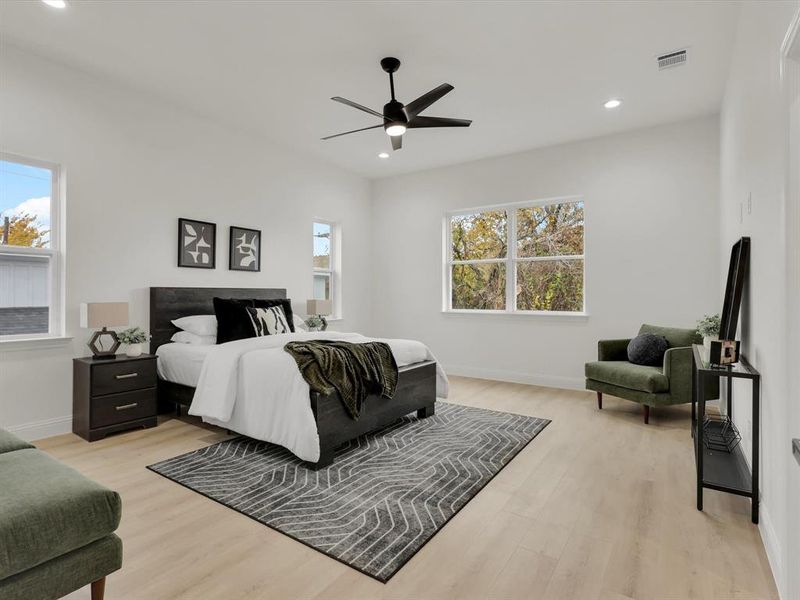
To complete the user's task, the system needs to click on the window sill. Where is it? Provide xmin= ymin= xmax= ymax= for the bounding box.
xmin=0 ymin=336 xmax=73 ymax=352
xmin=442 ymin=310 xmax=589 ymax=320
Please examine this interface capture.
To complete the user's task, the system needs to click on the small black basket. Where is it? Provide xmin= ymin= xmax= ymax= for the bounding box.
xmin=703 ymin=414 xmax=742 ymax=453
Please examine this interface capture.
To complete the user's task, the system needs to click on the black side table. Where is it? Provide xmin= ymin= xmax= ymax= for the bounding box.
xmin=691 ymin=344 xmax=760 ymax=524
xmin=73 ymin=354 xmax=158 ymax=441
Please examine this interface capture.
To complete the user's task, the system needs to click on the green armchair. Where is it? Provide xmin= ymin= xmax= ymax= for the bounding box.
xmin=585 ymin=324 xmax=717 ymax=423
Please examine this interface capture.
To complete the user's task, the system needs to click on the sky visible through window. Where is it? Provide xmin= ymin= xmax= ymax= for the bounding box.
xmin=313 ymin=221 xmax=330 ymax=259
xmin=0 ymin=160 xmax=52 ymax=248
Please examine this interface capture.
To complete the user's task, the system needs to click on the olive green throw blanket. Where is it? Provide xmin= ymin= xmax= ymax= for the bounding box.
xmin=284 ymin=340 xmax=398 ymax=419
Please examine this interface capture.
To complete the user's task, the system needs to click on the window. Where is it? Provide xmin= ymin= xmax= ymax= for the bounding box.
xmin=313 ymin=220 xmax=339 ymax=316
xmin=0 ymin=154 xmax=63 ymax=339
xmin=446 ymin=198 xmax=584 ymax=313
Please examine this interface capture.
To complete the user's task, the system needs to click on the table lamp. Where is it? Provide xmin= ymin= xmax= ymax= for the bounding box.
xmin=80 ymin=302 xmax=129 ymax=359
xmin=306 ymin=299 xmax=332 ymax=331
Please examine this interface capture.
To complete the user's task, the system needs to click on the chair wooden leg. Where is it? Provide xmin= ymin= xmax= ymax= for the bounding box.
xmin=596 ymin=392 xmax=602 ymax=410
xmin=643 ymin=405 xmax=650 ymax=425
xmin=91 ymin=577 xmax=106 ymax=600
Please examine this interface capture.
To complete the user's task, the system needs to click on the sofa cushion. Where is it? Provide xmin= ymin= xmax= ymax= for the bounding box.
xmin=0 ymin=429 xmax=34 ymax=455
xmin=638 ymin=324 xmax=699 ymax=349
xmin=585 ymin=360 xmax=669 ymax=393
xmin=0 ymin=449 xmax=121 ymax=580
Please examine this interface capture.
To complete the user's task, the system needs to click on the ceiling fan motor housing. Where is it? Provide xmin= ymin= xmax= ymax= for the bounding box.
xmin=383 ymin=99 xmax=407 ymax=131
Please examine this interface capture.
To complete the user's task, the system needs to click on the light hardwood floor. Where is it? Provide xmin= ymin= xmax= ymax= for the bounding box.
xmin=46 ymin=376 xmax=777 ymax=600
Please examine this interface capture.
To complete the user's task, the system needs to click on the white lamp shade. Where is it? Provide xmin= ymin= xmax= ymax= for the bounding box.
xmin=306 ymin=299 xmax=332 ymax=316
xmin=80 ymin=302 xmax=129 ymax=329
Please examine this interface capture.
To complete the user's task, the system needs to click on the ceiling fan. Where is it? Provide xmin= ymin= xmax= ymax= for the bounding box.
xmin=322 ymin=57 xmax=472 ymax=151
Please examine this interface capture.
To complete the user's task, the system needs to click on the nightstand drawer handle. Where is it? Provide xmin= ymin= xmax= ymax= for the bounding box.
xmin=115 ymin=372 xmax=139 ymax=380
xmin=115 ymin=403 xmax=138 ymax=411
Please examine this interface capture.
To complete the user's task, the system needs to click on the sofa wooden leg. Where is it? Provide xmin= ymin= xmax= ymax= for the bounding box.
xmin=643 ymin=405 xmax=650 ymax=425
xmin=91 ymin=577 xmax=106 ymax=600
xmin=596 ymin=392 xmax=602 ymax=410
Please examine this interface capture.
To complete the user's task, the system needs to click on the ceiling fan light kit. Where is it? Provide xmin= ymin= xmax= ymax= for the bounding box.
xmin=322 ymin=57 xmax=472 ymax=152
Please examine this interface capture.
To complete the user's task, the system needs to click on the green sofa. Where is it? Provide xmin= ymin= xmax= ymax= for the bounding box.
xmin=585 ymin=324 xmax=717 ymax=423
xmin=0 ymin=429 xmax=122 ymax=600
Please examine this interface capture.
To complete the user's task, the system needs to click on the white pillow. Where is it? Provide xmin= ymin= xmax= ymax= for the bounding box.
xmin=293 ymin=314 xmax=308 ymax=332
xmin=170 ymin=331 xmax=216 ymax=345
xmin=171 ymin=315 xmax=217 ymax=337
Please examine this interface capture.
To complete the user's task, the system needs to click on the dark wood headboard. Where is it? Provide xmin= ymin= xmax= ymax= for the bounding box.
xmin=149 ymin=287 xmax=286 ymax=353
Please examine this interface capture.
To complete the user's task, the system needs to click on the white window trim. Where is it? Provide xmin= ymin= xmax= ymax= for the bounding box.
xmin=312 ymin=219 xmax=341 ymax=320
xmin=442 ymin=195 xmax=587 ymax=316
xmin=0 ymin=152 xmax=66 ymax=345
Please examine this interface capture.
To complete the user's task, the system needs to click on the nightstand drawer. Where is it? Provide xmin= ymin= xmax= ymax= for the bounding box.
xmin=91 ymin=388 xmax=156 ymax=428
xmin=93 ymin=359 xmax=156 ymax=396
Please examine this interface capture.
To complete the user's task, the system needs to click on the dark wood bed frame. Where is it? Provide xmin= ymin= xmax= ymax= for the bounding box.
xmin=149 ymin=287 xmax=436 ymax=469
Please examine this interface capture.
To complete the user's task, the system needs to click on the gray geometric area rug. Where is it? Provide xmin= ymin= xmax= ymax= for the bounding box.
xmin=147 ymin=401 xmax=550 ymax=582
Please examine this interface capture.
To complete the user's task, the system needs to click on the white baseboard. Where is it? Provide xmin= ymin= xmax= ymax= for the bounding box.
xmin=443 ymin=364 xmax=585 ymax=391
xmin=759 ymin=503 xmax=786 ymax=599
xmin=5 ymin=415 xmax=72 ymax=442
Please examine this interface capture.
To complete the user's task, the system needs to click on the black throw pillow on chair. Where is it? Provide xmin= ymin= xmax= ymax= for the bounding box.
xmin=627 ymin=333 xmax=670 ymax=366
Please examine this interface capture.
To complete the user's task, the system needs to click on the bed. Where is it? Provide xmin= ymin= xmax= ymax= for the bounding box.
xmin=150 ymin=287 xmax=443 ymax=469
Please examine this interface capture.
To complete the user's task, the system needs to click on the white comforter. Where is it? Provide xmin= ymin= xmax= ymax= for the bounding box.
xmin=188 ymin=331 xmax=448 ymax=462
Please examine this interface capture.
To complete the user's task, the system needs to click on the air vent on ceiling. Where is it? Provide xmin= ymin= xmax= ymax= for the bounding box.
xmin=657 ymin=49 xmax=687 ymax=70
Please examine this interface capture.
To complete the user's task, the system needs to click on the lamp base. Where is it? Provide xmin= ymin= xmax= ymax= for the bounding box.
xmin=88 ymin=327 xmax=121 ymax=359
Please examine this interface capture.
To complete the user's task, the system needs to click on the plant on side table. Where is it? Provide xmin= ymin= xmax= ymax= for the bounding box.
xmin=696 ymin=314 xmax=721 ymax=350
xmin=118 ymin=327 xmax=150 ymax=357
xmin=304 ymin=315 xmax=326 ymax=332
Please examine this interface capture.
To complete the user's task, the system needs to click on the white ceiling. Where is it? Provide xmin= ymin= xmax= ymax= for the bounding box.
xmin=0 ymin=1 xmax=739 ymax=179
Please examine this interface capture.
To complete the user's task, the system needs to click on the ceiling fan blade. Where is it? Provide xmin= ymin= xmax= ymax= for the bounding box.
xmin=391 ymin=135 xmax=403 ymax=151
xmin=408 ymin=116 xmax=472 ymax=128
xmin=403 ymin=83 xmax=454 ymax=117
xmin=321 ymin=124 xmax=384 ymax=141
xmin=331 ymin=96 xmax=387 ymax=120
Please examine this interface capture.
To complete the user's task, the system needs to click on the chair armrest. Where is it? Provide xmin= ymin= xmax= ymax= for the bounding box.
xmin=598 ymin=339 xmax=631 ymax=361
xmin=663 ymin=346 xmax=693 ymax=401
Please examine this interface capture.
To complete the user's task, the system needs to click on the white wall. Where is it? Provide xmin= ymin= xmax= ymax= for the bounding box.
xmin=370 ymin=117 xmax=721 ymax=388
xmin=0 ymin=45 xmax=372 ymax=439
xmin=719 ymin=3 xmax=800 ymax=598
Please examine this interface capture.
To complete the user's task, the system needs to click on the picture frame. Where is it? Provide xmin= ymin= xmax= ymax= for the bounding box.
xmin=710 ymin=339 xmax=741 ymax=366
xmin=177 ymin=218 xmax=216 ymax=269
xmin=229 ymin=226 xmax=261 ymax=272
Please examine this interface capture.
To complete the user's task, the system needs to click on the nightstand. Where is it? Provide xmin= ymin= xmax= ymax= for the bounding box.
xmin=73 ymin=354 xmax=158 ymax=441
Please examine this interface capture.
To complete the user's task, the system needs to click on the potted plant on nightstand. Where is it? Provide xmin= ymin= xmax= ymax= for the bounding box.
xmin=304 ymin=315 xmax=325 ymax=332
xmin=118 ymin=327 xmax=150 ymax=357
xmin=696 ymin=314 xmax=721 ymax=350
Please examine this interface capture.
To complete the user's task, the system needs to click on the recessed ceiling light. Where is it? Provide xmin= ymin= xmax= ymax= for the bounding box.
xmin=378 ymin=152 xmax=389 ymax=159
xmin=604 ymin=99 xmax=622 ymax=109
xmin=42 ymin=0 xmax=67 ymax=7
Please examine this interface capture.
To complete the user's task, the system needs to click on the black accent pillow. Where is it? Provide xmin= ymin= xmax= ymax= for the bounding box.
xmin=213 ymin=298 xmax=255 ymax=344
xmin=627 ymin=333 xmax=670 ymax=366
xmin=252 ymin=298 xmax=295 ymax=333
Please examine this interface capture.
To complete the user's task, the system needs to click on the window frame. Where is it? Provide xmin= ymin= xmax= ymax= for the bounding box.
xmin=0 ymin=152 xmax=65 ymax=342
xmin=443 ymin=195 xmax=586 ymax=316
xmin=312 ymin=219 xmax=341 ymax=319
